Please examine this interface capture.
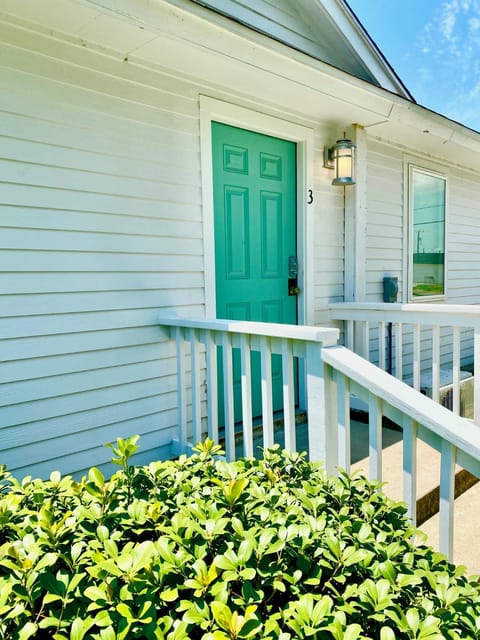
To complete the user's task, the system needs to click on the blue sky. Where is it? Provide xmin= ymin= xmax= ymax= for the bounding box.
xmin=347 ymin=0 xmax=480 ymax=132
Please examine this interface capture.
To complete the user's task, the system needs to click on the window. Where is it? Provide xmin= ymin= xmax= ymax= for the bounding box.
xmin=410 ymin=167 xmax=446 ymax=298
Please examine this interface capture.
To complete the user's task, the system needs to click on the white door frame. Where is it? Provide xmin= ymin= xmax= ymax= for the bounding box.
xmin=199 ymin=95 xmax=315 ymax=326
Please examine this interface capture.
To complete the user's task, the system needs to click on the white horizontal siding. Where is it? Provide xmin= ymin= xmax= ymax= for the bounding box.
xmin=12 ymin=433 xmax=176 ymax=482
xmin=365 ymin=141 xmax=404 ymax=301
xmin=447 ymin=172 xmax=480 ymax=305
xmin=4 ymin=394 xmax=178 ymax=452
xmin=0 ymin=290 xmax=203 ymax=319
xmin=0 ymin=15 xmax=207 ymax=478
xmin=1 ymin=342 xmax=167 ymax=383
xmin=0 ymin=7 xmax=349 ymax=479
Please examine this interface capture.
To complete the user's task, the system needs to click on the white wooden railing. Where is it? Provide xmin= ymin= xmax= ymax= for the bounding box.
xmin=329 ymin=302 xmax=480 ymax=422
xmin=159 ymin=315 xmax=480 ymax=561
xmin=322 ymin=345 xmax=480 ymax=559
xmin=160 ymin=317 xmax=339 ymax=462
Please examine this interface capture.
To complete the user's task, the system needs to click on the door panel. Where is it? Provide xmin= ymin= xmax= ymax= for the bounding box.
xmin=212 ymin=121 xmax=297 ymax=421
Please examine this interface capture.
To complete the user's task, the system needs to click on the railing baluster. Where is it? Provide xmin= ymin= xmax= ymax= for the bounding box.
xmin=240 ymin=334 xmax=253 ymax=457
xmin=336 ymin=371 xmax=351 ymax=473
xmin=260 ymin=336 xmax=274 ymax=449
xmin=175 ymin=327 xmax=188 ymax=453
xmin=222 ymin=333 xmax=235 ymax=461
xmin=402 ymin=417 xmax=417 ymax=526
xmin=394 ymin=322 xmax=403 ymax=380
xmin=413 ymin=323 xmax=421 ymax=391
xmin=452 ymin=326 xmax=461 ymax=416
xmin=474 ymin=322 xmax=480 ymax=423
xmin=346 ymin=319 xmax=354 ymax=350
xmin=379 ymin=321 xmax=386 ymax=370
xmin=189 ymin=328 xmax=203 ymax=446
xmin=205 ymin=331 xmax=218 ymax=443
xmin=439 ymin=440 xmax=456 ymax=561
xmin=282 ymin=339 xmax=296 ymax=453
xmin=368 ymin=393 xmax=382 ymax=482
xmin=361 ymin=321 xmax=369 ymax=360
xmin=432 ymin=324 xmax=440 ymax=403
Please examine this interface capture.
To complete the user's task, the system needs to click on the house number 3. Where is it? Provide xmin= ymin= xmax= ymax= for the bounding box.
xmin=307 ymin=189 xmax=313 ymax=204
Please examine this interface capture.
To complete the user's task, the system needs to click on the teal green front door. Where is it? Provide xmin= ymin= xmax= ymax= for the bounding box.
xmin=212 ymin=121 xmax=298 ymax=420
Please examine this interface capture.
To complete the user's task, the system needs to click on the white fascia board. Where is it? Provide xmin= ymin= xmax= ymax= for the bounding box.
xmin=76 ymin=0 xmax=408 ymax=98
xmin=72 ymin=0 xmax=395 ymax=116
xmin=72 ymin=0 xmax=147 ymax=26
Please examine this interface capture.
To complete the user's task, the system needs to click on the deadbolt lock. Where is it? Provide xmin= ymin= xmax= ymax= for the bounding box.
xmin=288 ymin=256 xmax=300 ymax=296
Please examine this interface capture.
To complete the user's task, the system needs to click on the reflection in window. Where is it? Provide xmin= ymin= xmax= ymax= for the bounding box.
xmin=411 ymin=169 xmax=446 ymax=297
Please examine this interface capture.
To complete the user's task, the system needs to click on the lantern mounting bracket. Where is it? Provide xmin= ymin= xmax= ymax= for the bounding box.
xmin=323 ymin=137 xmax=356 ymax=186
xmin=323 ymin=146 xmax=336 ymax=170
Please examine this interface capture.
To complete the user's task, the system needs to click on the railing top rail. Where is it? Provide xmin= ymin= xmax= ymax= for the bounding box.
xmin=322 ymin=344 xmax=480 ymax=460
xmin=329 ymin=302 xmax=480 ymax=327
xmin=158 ymin=316 xmax=339 ymax=346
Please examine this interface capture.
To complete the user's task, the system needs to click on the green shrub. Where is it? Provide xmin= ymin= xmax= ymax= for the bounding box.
xmin=1 ymin=437 xmax=479 ymax=639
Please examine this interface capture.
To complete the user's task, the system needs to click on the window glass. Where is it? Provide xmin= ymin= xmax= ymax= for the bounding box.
xmin=412 ymin=169 xmax=446 ymax=297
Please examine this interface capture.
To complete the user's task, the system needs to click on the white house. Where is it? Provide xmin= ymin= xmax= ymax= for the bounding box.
xmin=3 ymin=0 xmax=480 ymax=484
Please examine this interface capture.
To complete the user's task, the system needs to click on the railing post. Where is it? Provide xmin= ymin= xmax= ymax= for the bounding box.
xmin=335 ymin=371 xmax=351 ymax=473
xmin=439 ymin=440 xmax=456 ymax=561
xmin=402 ymin=417 xmax=417 ymax=526
xmin=368 ymin=394 xmax=382 ymax=482
xmin=306 ymin=344 xmax=337 ymax=474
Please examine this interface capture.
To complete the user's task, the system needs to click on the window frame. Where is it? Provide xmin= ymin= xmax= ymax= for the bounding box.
xmin=408 ymin=164 xmax=447 ymax=302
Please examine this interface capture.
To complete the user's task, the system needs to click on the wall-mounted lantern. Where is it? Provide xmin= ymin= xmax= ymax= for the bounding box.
xmin=324 ymin=137 xmax=356 ymax=186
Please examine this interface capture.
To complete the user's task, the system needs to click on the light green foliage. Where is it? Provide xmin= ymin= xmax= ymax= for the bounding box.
xmin=0 ymin=441 xmax=479 ymax=638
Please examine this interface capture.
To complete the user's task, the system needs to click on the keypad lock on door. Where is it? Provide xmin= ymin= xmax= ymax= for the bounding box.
xmin=288 ymin=256 xmax=300 ymax=295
